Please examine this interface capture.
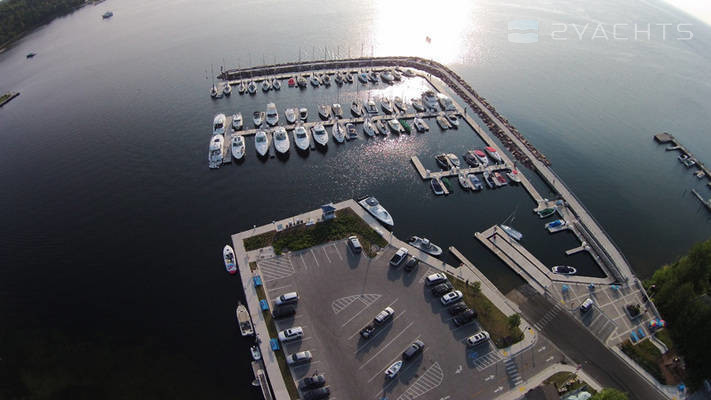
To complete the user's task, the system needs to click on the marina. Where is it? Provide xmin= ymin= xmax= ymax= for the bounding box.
xmin=654 ymin=132 xmax=711 ymax=211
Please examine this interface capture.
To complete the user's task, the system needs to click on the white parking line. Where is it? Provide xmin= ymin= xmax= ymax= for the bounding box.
xmin=268 ymin=284 xmax=293 ymax=293
xmin=357 ymin=324 xmax=416 ymax=367
xmin=347 ymin=298 xmax=400 ymax=338
xmin=322 ymin=247 xmax=332 ymax=263
xmin=299 ymin=253 xmax=307 ymax=271
xmin=331 ymin=243 xmax=343 ymax=260
xmin=310 ymin=249 xmax=320 ymax=266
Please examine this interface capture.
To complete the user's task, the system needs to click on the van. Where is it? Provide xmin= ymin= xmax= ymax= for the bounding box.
xmin=580 ymin=298 xmax=594 ymax=313
xmin=347 ymin=236 xmax=362 ymax=254
xmin=275 ymin=292 xmax=299 ymax=306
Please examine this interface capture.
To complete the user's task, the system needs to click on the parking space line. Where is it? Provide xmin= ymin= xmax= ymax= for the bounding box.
xmin=418 ymin=267 xmax=437 ymax=283
xmin=310 ymin=249 xmax=320 ymax=266
xmin=268 ymin=284 xmax=293 ymax=293
xmin=357 ymin=324 xmax=416 ymax=367
xmin=322 ymin=247 xmax=332 ymax=263
xmin=291 ymin=360 xmax=321 ymax=371
xmin=451 ymin=320 xmax=477 ymax=332
xmin=331 ymin=243 xmax=343 ymax=260
xmin=347 ymin=298 xmax=400 ymax=338
xmin=299 ymin=253 xmax=307 ymax=271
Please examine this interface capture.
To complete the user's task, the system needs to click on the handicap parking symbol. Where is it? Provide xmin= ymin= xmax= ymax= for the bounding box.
xmin=469 ymin=351 xmax=479 ymax=360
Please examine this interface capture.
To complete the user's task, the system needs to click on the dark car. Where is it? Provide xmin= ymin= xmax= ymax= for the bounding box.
xmin=404 ymin=257 xmax=419 ymax=272
xmin=402 ymin=339 xmax=425 ymax=361
xmin=300 ymin=373 xmax=326 ymax=390
xmin=431 ymin=282 xmax=453 ymax=296
xmin=272 ymin=305 xmax=296 ymax=319
xmin=453 ymin=309 xmax=478 ymax=326
xmin=360 ymin=324 xmax=376 ymax=339
xmin=303 ymin=387 xmax=330 ymax=400
xmin=448 ymin=302 xmax=468 ymax=315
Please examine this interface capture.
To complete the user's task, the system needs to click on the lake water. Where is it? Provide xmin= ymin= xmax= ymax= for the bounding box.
xmin=1 ymin=0 xmax=711 ymax=397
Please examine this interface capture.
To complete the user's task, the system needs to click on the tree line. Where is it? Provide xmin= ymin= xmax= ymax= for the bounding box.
xmin=646 ymin=237 xmax=711 ymax=390
xmin=0 ymin=0 xmax=86 ymax=46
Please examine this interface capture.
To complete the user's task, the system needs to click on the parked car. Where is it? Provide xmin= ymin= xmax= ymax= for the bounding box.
xmin=300 ymin=373 xmax=326 ymax=390
xmin=465 ymin=331 xmax=490 ymax=347
xmin=425 ymin=272 xmax=447 ymax=286
xmin=374 ymin=307 xmax=395 ymax=324
xmin=402 ymin=340 xmax=425 ymax=361
xmin=580 ymin=298 xmax=594 ymax=313
xmin=431 ymin=282 xmax=453 ymax=296
xmin=404 ymin=257 xmax=419 ymax=272
xmin=303 ymin=387 xmax=330 ymax=400
xmin=389 ymin=247 xmax=408 ymax=266
xmin=453 ymin=309 xmax=477 ymax=326
xmin=272 ymin=304 xmax=296 ymax=319
xmin=275 ymin=292 xmax=299 ymax=306
xmin=360 ymin=323 xmax=376 ymax=338
xmin=441 ymin=290 xmax=463 ymax=305
xmin=448 ymin=302 xmax=468 ymax=315
xmin=286 ymin=350 xmax=312 ymax=365
xmin=278 ymin=326 xmax=304 ymax=343
xmin=347 ymin=236 xmax=362 ymax=254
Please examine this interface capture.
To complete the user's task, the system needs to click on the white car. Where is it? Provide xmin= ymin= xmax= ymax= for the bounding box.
xmin=374 ymin=307 xmax=395 ymax=324
xmin=465 ymin=331 xmax=490 ymax=347
xmin=389 ymin=248 xmax=408 ymax=267
xmin=425 ymin=273 xmax=447 ymax=287
xmin=278 ymin=326 xmax=304 ymax=343
xmin=441 ymin=290 xmax=463 ymax=305
xmin=286 ymin=350 xmax=312 ymax=365
xmin=275 ymin=292 xmax=299 ymax=306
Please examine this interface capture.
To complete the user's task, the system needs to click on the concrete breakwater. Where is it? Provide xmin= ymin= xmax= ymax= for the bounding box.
xmin=218 ymin=56 xmax=550 ymax=169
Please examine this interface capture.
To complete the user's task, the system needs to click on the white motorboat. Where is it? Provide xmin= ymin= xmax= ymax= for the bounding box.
xmin=297 ymin=76 xmax=307 ymax=88
xmin=473 ymin=150 xmax=489 ymax=166
xmin=293 ymin=125 xmax=310 ymax=151
xmin=388 ymin=118 xmax=402 ymax=133
xmin=231 ymin=112 xmax=243 ymax=130
xmin=273 ymin=127 xmax=290 ymax=154
xmin=319 ymin=104 xmax=331 ymax=120
xmin=311 ymin=123 xmax=329 ymax=146
xmin=482 ymin=171 xmax=495 ymax=188
xmin=411 ymin=98 xmax=425 ymax=112
xmin=366 ymin=99 xmax=379 ymax=114
xmin=332 ymin=122 xmax=346 ymax=143
xmin=285 ymin=108 xmax=297 ymax=124
xmin=231 ymin=135 xmax=245 ymax=160
xmin=351 ymin=99 xmax=364 ymax=117
xmin=422 ymin=90 xmax=438 ymax=110
xmin=223 ymin=245 xmax=237 ymax=274
xmin=385 ymin=360 xmax=403 ymax=379
xmin=253 ymin=111 xmax=265 ymax=127
xmin=254 ymin=130 xmax=270 ymax=157
xmin=436 ymin=115 xmax=451 ymax=129
xmin=485 ymin=146 xmax=503 ymax=163
xmin=458 ymin=172 xmax=470 ymax=190
xmin=500 ymin=225 xmax=523 ymax=241
xmin=408 ymin=236 xmax=443 ymax=256
xmin=552 ymin=265 xmax=577 ymax=275
xmin=381 ymin=97 xmax=394 ymax=114
xmin=467 ymin=173 xmax=483 ymax=191
xmin=272 ymin=78 xmax=281 ymax=90
xmin=507 ymin=169 xmax=522 ymax=183
xmin=299 ymin=107 xmax=308 ymax=121
xmin=345 ymin=123 xmax=357 ymax=140
xmin=446 ymin=113 xmax=459 ymax=128
xmin=236 ymin=303 xmax=254 ymax=336
xmin=266 ymin=103 xmax=279 ymax=126
xmin=223 ymin=82 xmax=232 ymax=96
xmin=332 ymin=103 xmax=343 ymax=119
xmin=247 ymin=81 xmax=257 ymax=94
xmin=363 ymin=119 xmax=376 ymax=137
xmin=210 ymin=85 xmax=219 ymax=98
xmin=213 ymin=113 xmax=226 ymax=135
xmin=238 ymin=81 xmax=247 ymax=94
xmin=310 ymin=75 xmax=320 ymax=87
xmin=261 ymin=79 xmax=271 ymax=92
xmin=431 ymin=178 xmax=444 ymax=195
xmin=358 ymin=196 xmax=394 ymax=227
xmin=375 ymin=119 xmax=389 ymax=135
xmin=438 ymin=94 xmax=455 ymax=111
xmin=446 ymin=153 xmax=461 ymax=168
xmin=381 ymin=70 xmax=395 ymax=83
xmin=209 ymin=135 xmax=224 ymax=168
xmin=250 ymin=345 xmax=261 ymax=361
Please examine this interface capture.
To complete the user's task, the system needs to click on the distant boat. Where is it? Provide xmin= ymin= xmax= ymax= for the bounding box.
xmin=500 ymin=225 xmax=523 ymax=241
xmin=26 ymin=52 xmax=36 ymax=59
xmin=552 ymin=265 xmax=577 ymax=275
xmin=431 ymin=178 xmax=444 ymax=195
xmin=293 ymin=125 xmax=310 ymax=152
xmin=208 ymin=135 xmax=224 ymax=169
xmin=231 ymin=112 xmax=243 ymax=131
xmin=213 ymin=114 xmax=226 ymax=135
xmin=332 ymin=103 xmax=343 ymax=119
xmin=319 ymin=104 xmax=331 ymax=120
xmin=273 ymin=127 xmax=290 ymax=154
xmin=236 ymin=303 xmax=254 ymax=336
xmin=253 ymin=111 xmax=265 ymax=127
xmin=102 ymin=11 xmax=114 ymax=19
xmin=537 ymin=207 xmax=557 ymax=219
xmin=467 ymin=173 xmax=483 ymax=191
xmin=408 ymin=236 xmax=443 ymax=256
xmin=311 ymin=123 xmax=329 ymax=146
xmin=358 ymin=196 xmax=394 ymax=227
xmin=223 ymin=245 xmax=237 ymax=274
xmin=254 ymin=131 xmax=269 ymax=157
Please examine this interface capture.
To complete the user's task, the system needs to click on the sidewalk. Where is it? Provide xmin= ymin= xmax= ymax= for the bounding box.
xmin=494 ymin=363 xmax=603 ymax=400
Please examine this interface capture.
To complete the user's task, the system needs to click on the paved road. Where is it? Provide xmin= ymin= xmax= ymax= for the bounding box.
xmin=511 ymin=285 xmax=666 ymax=400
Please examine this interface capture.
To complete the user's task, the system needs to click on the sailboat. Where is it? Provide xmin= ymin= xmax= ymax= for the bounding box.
xmin=499 ymin=207 xmax=523 ymax=241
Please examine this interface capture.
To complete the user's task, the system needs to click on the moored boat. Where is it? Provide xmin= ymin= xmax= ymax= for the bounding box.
xmin=332 ymin=103 xmax=343 ymax=119
xmin=366 ymin=99 xmax=379 ymax=114
xmin=446 ymin=113 xmax=459 ymax=128
xmin=436 ymin=115 xmax=450 ymax=129
xmin=435 ymin=153 xmax=451 ymax=170
xmin=458 ymin=172 xmax=470 ymax=190
xmin=375 ymin=119 xmax=389 ymax=135
xmin=500 ymin=225 xmax=523 ymax=241
xmin=236 ymin=303 xmax=254 ymax=336
xmin=358 ymin=196 xmax=394 ymax=227
xmin=231 ymin=135 xmax=245 ymax=160
xmin=485 ymin=146 xmax=502 ymax=163
xmin=253 ymin=111 xmax=265 ymax=127
xmin=482 ymin=171 xmax=495 ymax=188
xmin=363 ymin=119 xmax=376 ymax=137
xmin=411 ymin=98 xmax=425 ymax=112
xmin=413 ymin=117 xmax=429 ymax=132
xmin=223 ymin=245 xmax=237 ymax=274
xmin=319 ymin=104 xmax=331 ymax=120
xmin=238 ymin=81 xmax=247 ymax=94
xmin=351 ymin=99 xmax=364 ymax=117
xmin=473 ymin=150 xmax=489 ymax=166
xmin=493 ymin=172 xmax=508 ymax=187
xmin=293 ymin=125 xmax=310 ymax=151
xmin=299 ymin=107 xmax=308 ymax=121
xmin=463 ymin=150 xmax=480 ymax=167
xmin=254 ymin=131 xmax=269 ymax=157
xmin=507 ymin=169 xmax=522 ymax=183
xmin=250 ymin=345 xmax=261 ymax=361
xmin=394 ymin=96 xmax=406 ymax=112
xmin=272 ymin=78 xmax=281 ymax=90
xmin=311 ymin=123 xmax=329 ymax=146
xmin=399 ymin=119 xmax=411 ymax=134
xmin=231 ymin=112 xmax=243 ymax=131
xmin=261 ymin=79 xmax=271 ymax=92
xmin=297 ymin=76 xmax=307 ymax=88
xmin=431 ymin=178 xmax=444 ymax=195
xmin=408 ymin=236 xmax=443 ymax=256
xmin=537 ymin=207 xmax=557 ymax=219
xmin=345 ymin=123 xmax=357 ymax=140
xmin=285 ymin=108 xmax=297 ymax=124
xmin=381 ymin=97 xmax=394 ymax=114
xmin=545 ymin=219 xmax=567 ymax=232
xmin=552 ymin=265 xmax=577 ymax=275
xmin=213 ymin=113 xmax=226 ymax=135
xmin=222 ymin=82 xmax=232 ymax=96
xmin=248 ymin=81 xmax=257 ymax=94
xmin=273 ymin=127 xmax=290 ymax=154
xmin=332 ymin=122 xmax=346 ymax=143
xmin=209 ymin=135 xmax=224 ymax=169
xmin=387 ymin=118 xmax=402 ymax=134
xmin=266 ymin=103 xmax=279 ymax=126
xmin=446 ymin=153 xmax=461 ymax=168
xmin=467 ymin=173 xmax=483 ymax=191
xmin=287 ymin=77 xmax=296 ymax=87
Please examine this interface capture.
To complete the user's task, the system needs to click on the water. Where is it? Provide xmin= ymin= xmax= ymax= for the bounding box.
xmin=1 ymin=0 xmax=711 ymax=397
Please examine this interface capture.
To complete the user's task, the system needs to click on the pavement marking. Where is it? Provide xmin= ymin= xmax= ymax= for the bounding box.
xmin=394 ymin=362 xmax=444 ymax=400
xmin=358 ymin=327 xmax=416 ymax=367
xmin=332 ymin=294 xmax=382 ymax=315
xmin=418 ymin=267 xmax=437 ymax=283
xmin=471 ymin=350 xmax=502 ymax=372
xmin=546 ymin=356 xmax=555 ymax=362
xmin=348 ymin=298 xmax=400 ymax=338
xmin=291 ymin=360 xmax=321 ymax=371
xmin=258 ymin=256 xmax=296 ymax=282
xmin=331 ymin=243 xmax=343 ymax=260
xmin=268 ymin=284 xmax=294 ymax=293
xmin=300 ymin=253 xmax=307 ymax=271
xmin=310 ymin=249 xmax=320 ymax=266
xmin=322 ymin=247 xmax=332 ymax=263
xmin=354 ymin=311 xmax=408 ymax=349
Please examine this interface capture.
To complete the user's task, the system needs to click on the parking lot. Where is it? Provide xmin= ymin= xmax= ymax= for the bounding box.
xmin=258 ymin=241 xmax=564 ymax=400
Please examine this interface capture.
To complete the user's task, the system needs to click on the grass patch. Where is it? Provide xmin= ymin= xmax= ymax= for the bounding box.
xmin=655 ymin=329 xmax=674 ymax=350
xmin=249 ymin=261 xmax=258 ymax=272
xmin=544 ymin=371 xmax=597 ymax=395
xmin=446 ymin=273 xmax=524 ymax=348
xmin=621 ymin=339 xmax=665 ymax=384
xmin=255 ymin=285 xmax=299 ymax=399
xmin=244 ymin=208 xmax=387 ymax=257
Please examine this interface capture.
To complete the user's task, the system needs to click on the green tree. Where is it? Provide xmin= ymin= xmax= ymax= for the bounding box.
xmin=591 ymin=388 xmax=629 ymax=400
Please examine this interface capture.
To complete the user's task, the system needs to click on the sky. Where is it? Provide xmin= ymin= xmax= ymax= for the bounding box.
xmin=664 ymin=0 xmax=711 ymax=25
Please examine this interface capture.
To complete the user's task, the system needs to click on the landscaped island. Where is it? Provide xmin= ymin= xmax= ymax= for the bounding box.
xmin=0 ymin=0 xmax=95 ymax=48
